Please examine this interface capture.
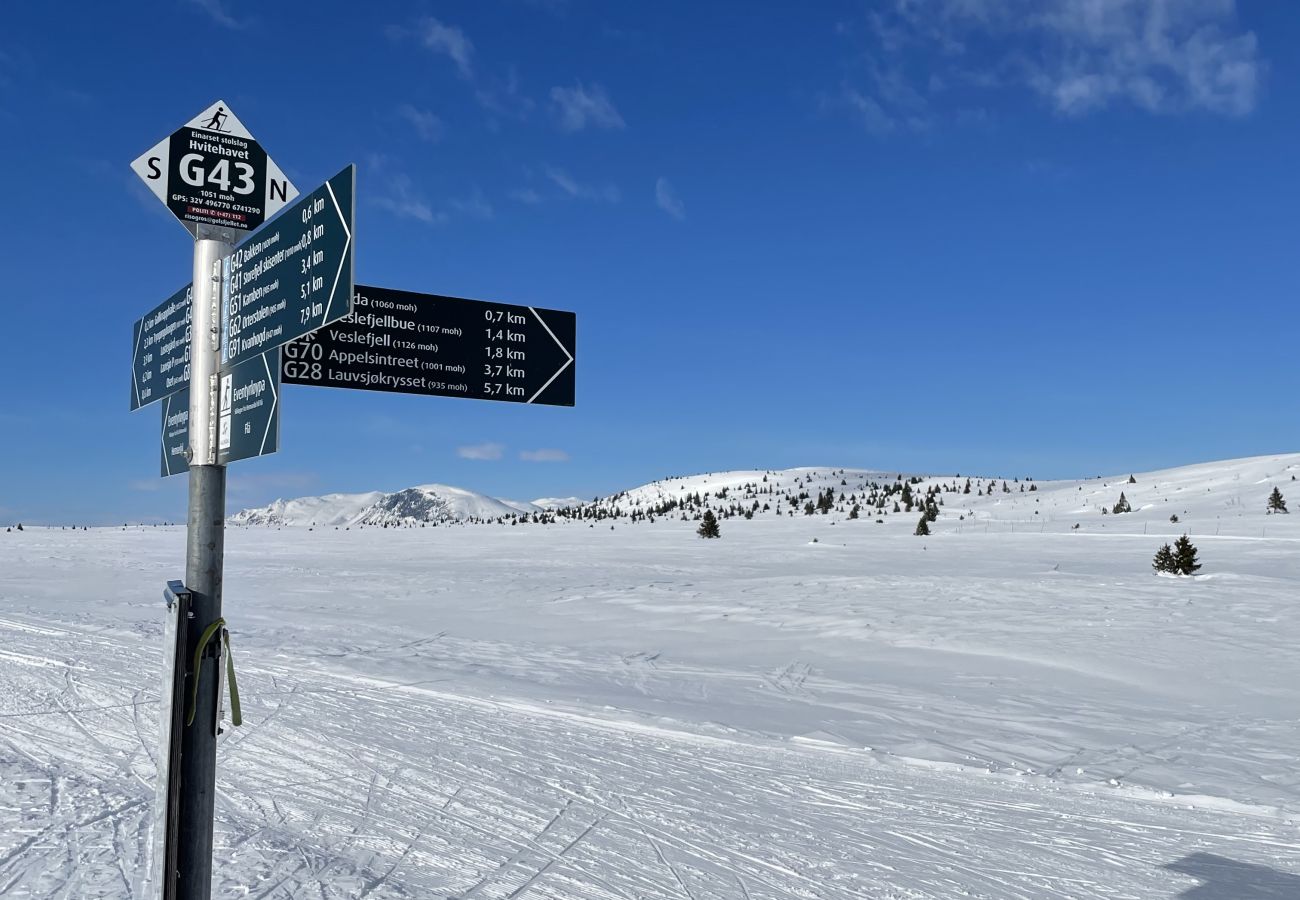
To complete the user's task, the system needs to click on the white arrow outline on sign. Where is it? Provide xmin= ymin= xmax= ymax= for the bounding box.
xmin=320 ymin=177 xmax=353 ymax=328
xmin=259 ymin=351 xmax=279 ymax=456
xmin=526 ymin=308 xmax=574 ymax=404
xmin=131 ymin=321 xmax=144 ymax=409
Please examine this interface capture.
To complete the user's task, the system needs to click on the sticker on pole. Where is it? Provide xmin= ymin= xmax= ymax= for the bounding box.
xmin=131 ymin=100 xmax=297 ymax=235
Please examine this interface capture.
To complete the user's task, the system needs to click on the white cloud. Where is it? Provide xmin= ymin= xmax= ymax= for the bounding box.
xmin=654 ymin=177 xmax=685 ymax=220
xmin=509 ymin=187 xmax=543 ymax=205
xmin=520 ymin=448 xmax=570 ymax=463
xmin=549 ymin=82 xmax=625 ymax=132
xmin=840 ymin=0 xmax=1262 ymax=128
xmin=459 ymin=442 xmax=505 ymax=461
xmin=368 ymin=154 xmax=444 ymax=225
xmin=412 ymin=16 xmax=475 ymax=79
xmin=834 ymin=85 xmax=896 ymax=136
xmin=396 ymin=104 xmax=444 ymax=142
xmin=450 ymin=188 xmax=494 ymax=220
xmin=475 ymin=66 xmax=536 ymax=122
xmin=544 ymin=166 xmax=620 ymax=203
xmin=187 ymin=0 xmax=246 ymax=29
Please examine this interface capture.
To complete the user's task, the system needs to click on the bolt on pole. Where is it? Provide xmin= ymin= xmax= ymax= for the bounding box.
xmin=174 ymin=228 xmax=231 ymax=900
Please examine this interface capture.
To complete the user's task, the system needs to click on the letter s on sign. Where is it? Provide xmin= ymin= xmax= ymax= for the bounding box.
xmin=147 ymin=157 xmax=162 ymax=181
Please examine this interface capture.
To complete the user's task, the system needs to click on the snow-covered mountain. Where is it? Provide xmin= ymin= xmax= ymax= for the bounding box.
xmin=230 ymin=484 xmax=538 ymax=527
xmin=229 ymin=454 xmax=1300 ymax=534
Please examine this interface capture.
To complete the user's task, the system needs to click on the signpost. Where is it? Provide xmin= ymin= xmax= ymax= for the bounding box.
xmin=222 ymin=166 xmax=355 ymax=367
xmin=130 ymin=100 xmax=302 ymax=900
xmin=282 ymin=286 xmax=575 ymax=406
xmin=161 ymin=351 xmax=281 ymax=476
xmin=129 ymin=98 xmax=575 ymax=900
xmin=131 ymin=100 xmax=297 ymax=235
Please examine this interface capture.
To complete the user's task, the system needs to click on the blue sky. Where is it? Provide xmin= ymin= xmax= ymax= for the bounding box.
xmin=0 ymin=1 xmax=1296 ymax=523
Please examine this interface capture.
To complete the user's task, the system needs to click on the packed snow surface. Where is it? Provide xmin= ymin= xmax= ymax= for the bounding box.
xmin=2 ymin=454 xmax=1299 ymax=897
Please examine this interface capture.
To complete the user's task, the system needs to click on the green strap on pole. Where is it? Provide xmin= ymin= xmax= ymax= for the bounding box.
xmin=224 ymin=630 xmax=241 ymax=727
xmin=186 ymin=617 xmax=242 ymax=728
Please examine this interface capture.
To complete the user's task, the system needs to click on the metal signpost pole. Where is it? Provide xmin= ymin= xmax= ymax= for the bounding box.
xmin=176 ymin=231 xmax=230 ymax=900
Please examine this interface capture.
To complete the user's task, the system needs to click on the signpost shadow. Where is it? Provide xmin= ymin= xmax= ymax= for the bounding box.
xmin=1163 ymin=852 xmax=1300 ymax=898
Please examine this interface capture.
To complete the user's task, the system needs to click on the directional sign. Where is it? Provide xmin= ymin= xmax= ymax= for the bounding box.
xmin=281 ymin=285 xmax=575 ymax=407
xmin=160 ymin=389 xmax=191 ymax=478
xmin=160 ymin=350 xmax=281 ymax=477
xmin=131 ymin=100 xmax=297 ymax=234
xmin=221 ymin=165 xmax=355 ymax=368
xmin=131 ymin=284 xmax=192 ymax=410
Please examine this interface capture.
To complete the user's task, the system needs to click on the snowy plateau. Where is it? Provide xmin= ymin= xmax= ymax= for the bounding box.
xmin=2 ymin=453 xmax=1300 ymax=898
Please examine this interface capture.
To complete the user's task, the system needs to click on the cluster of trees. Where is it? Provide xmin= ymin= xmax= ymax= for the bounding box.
xmin=1153 ymin=535 xmax=1201 ymax=575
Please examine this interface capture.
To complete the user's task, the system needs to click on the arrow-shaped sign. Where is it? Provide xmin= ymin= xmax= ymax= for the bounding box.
xmin=221 ymin=165 xmax=355 ymax=367
xmin=280 ymin=286 xmax=576 ymax=407
xmin=160 ymin=349 xmax=281 ymax=477
xmin=131 ymin=284 xmax=193 ymax=411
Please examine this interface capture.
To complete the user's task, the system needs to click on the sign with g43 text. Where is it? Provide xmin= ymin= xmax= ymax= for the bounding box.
xmin=281 ymin=285 xmax=575 ymax=407
xmin=221 ymin=166 xmax=355 ymax=367
xmin=131 ymin=100 xmax=297 ymax=235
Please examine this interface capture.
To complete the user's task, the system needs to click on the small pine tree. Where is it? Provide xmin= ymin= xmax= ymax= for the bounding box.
xmin=697 ymin=510 xmax=720 ymax=539
xmin=1172 ymin=534 xmax=1200 ymax=575
xmin=849 ymin=503 xmax=860 ymax=520
xmin=1152 ymin=543 xmax=1176 ymax=574
xmin=1112 ymin=492 xmax=1131 ymax=514
xmin=914 ymin=515 xmax=930 ymax=536
xmin=1267 ymin=487 xmax=1288 ymax=514
xmin=1128 ymin=474 xmax=1137 ymax=484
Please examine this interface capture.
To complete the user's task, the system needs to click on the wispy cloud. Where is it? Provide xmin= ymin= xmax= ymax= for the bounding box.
xmin=450 ymin=188 xmax=494 ymax=220
xmin=186 ymin=0 xmax=247 ymax=29
xmin=834 ymin=0 xmax=1263 ymax=133
xmin=390 ymin=16 xmax=475 ymax=79
xmin=544 ymin=166 xmax=620 ymax=203
xmin=475 ymin=66 xmax=536 ymax=123
xmin=520 ymin=448 xmax=569 ymax=463
xmin=654 ymin=177 xmax=685 ymax=220
xmin=509 ymin=187 xmax=543 ymax=205
xmin=459 ymin=442 xmax=505 ymax=460
xmin=549 ymin=82 xmax=625 ymax=132
xmin=396 ymin=104 xmax=444 ymax=142
xmin=368 ymin=154 xmax=444 ymax=225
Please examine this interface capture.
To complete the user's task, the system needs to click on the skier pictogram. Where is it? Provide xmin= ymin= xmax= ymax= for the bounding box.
xmin=202 ymin=106 xmax=230 ymax=132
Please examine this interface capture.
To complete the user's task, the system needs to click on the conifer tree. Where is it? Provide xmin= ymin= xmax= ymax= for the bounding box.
xmin=849 ymin=503 xmax=860 ymax=520
xmin=697 ymin=509 xmax=721 ymax=539
xmin=1172 ymin=534 xmax=1200 ymax=575
xmin=914 ymin=515 xmax=930 ymax=536
xmin=1152 ymin=543 xmax=1176 ymax=574
xmin=1267 ymin=487 xmax=1288 ymax=514
xmin=1112 ymin=492 xmax=1131 ymax=514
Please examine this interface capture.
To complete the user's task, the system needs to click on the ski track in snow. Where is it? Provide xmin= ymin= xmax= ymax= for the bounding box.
xmin=3 ymin=455 xmax=1300 ymax=897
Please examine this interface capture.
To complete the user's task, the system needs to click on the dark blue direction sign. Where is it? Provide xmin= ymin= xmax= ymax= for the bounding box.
xmin=160 ymin=390 xmax=191 ymax=478
xmin=131 ymin=284 xmax=192 ymax=411
xmin=131 ymin=100 xmax=297 ymax=234
xmin=160 ymin=350 xmax=281 ymax=477
xmin=281 ymin=285 xmax=575 ymax=407
xmin=221 ymin=166 xmax=355 ymax=368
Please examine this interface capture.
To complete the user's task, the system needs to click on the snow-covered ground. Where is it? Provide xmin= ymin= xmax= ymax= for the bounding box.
xmin=2 ymin=454 xmax=1299 ymax=897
